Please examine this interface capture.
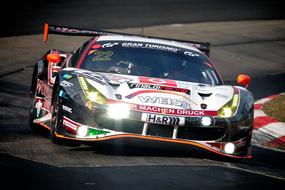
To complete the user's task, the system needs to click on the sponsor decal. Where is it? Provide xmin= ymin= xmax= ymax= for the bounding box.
xmin=91 ymin=43 xmax=102 ymax=49
xmin=62 ymin=105 xmax=72 ymax=113
xmin=35 ymin=100 xmax=43 ymax=117
xmin=128 ymin=83 xmax=190 ymax=94
xmin=138 ymin=96 xmax=191 ymax=109
xmin=78 ymin=76 xmax=89 ymax=93
xmin=34 ymin=97 xmax=51 ymax=115
xmin=60 ymin=80 xmax=74 ymax=87
xmin=63 ymin=116 xmax=80 ymax=134
xmin=139 ymin=77 xmax=177 ymax=87
xmin=102 ymin=42 xmax=119 ymax=48
xmin=59 ymin=90 xmax=69 ymax=99
xmin=62 ymin=74 xmax=72 ymax=80
xmin=125 ymin=90 xmax=190 ymax=101
xmin=184 ymin=51 xmax=200 ymax=57
xmin=121 ymin=42 xmax=179 ymax=53
xmin=129 ymin=103 xmax=218 ymax=116
xmin=128 ymin=83 xmax=160 ymax=90
xmin=50 ymin=26 xmax=106 ymax=38
xmin=141 ymin=113 xmax=185 ymax=126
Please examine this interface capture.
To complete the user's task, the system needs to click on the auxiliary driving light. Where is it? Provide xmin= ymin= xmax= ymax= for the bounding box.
xmin=224 ymin=143 xmax=235 ymax=154
xmin=77 ymin=125 xmax=89 ymax=137
xmin=107 ymin=104 xmax=130 ymax=119
xmin=201 ymin=116 xmax=212 ymax=126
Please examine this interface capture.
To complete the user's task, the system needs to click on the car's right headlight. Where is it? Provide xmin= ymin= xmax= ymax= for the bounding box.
xmin=218 ymin=94 xmax=239 ymax=118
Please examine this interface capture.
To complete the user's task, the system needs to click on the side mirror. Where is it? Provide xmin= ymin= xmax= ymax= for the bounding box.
xmin=47 ymin=53 xmax=61 ymax=63
xmin=237 ymin=74 xmax=251 ymax=88
xmin=47 ymin=53 xmax=62 ymax=85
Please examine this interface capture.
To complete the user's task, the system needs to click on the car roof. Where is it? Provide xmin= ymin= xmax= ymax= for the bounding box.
xmin=96 ymin=35 xmax=201 ymax=53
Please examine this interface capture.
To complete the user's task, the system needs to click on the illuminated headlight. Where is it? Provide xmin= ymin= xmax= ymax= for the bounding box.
xmin=224 ymin=143 xmax=235 ymax=154
xmin=219 ymin=107 xmax=233 ymax=117
xmin=88 ymin=92 xmax=98 ymax=102
xmin=218 ymin=94 xmax=239 ymax=118
xmin=77 ymin=125 xmax=89 ymax=137
xmin=87 ymin=91 xmax=106 ymax=104
xmin=201 ymin=116 xmax=212 ymax=126
xmin=107 ymin=104 xmax=130 ymax=119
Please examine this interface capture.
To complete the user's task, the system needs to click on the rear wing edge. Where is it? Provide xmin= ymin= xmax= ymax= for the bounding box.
xmin=43 ymin=23 xmax=210 ymax=56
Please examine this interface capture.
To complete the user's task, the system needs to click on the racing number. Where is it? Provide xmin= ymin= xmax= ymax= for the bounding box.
xmin=92 ymin=51 xmax=113 ymax=62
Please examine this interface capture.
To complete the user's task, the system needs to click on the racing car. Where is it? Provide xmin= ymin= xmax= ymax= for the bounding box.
xmin=29 ymin=23 xmax=254 ymax=158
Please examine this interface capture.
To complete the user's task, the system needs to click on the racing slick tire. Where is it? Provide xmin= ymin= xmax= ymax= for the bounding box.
xmin=29 ymin=67 xmax=43 ymax=132
xmin=50 ymin=86 xmax=80 ymax=147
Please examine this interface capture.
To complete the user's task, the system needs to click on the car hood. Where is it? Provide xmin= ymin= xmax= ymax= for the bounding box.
xmin=69 ymin=69 xmax=236 ymax=112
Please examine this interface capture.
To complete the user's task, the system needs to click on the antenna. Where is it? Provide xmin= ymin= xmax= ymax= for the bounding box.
xmin=141 ymin=27 xmax=144 ymax=36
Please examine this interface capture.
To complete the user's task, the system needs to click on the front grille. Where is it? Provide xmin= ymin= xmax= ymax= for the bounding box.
xmin=177 ymin=126 xmax=226 ymax=141
xmin=97 ymin=118 xmax=144 ymax=134
xmin=96 ymin=117 xmax=226 ymax=141
xmin=147 ymin=123 xmax=173 ymax=138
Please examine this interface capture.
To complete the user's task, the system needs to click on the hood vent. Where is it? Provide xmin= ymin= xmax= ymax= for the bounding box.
xmin=108 ymin=81 xmax=120 ymax=87
xmin=198 ymin=93 xmax=212 ymax=98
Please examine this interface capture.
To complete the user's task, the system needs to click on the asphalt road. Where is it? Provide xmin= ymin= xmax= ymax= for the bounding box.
xmin=1 ymin=0 xmax=285 ymax=36
xmin=1 ymin=1 xmax=285 ymax=189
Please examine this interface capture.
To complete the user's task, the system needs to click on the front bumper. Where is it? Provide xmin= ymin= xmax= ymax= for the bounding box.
xmin=58 ymin=103 xmax=253 ymax=158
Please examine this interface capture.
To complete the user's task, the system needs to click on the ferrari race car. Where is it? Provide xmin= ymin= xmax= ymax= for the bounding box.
xmin=29 ymin=23 xmax=254 ymax=158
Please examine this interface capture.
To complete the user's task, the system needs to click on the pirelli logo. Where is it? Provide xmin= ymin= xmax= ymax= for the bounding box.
xmin=141 ymin=113 xmax=185 ymax=126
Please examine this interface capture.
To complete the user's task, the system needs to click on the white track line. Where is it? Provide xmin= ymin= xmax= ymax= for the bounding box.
xmin=222 ymin=162 xmax=285 ymax=181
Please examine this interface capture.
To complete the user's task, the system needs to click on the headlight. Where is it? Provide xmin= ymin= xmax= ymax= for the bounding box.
xmin=201 ymin=116 xmax=212 ymax=126
xmin=77 ymin=125 xmax=89 ymax=137
xmin=224 ymin=143 xmax=235 ymax=154
xmin=78 ymin=76 xmax=107 ymax=105
xmin=218 ymin=94 xmax=239 ymax=118
xmin=107 ymin=104 xmax=130 ymax=119
xmin=87 ymin=91 xmax=106 ymax=104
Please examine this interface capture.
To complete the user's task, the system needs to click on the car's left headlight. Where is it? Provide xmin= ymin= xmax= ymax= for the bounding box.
xmin=218 ymin=94 xmax=239 ymax=118
xmin=78 ymin=76 xmax=107 ymax=105
xmin=87 ymin=91 xmax=106 ymax=104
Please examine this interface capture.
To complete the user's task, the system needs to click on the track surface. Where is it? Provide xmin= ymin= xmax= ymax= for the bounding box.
xmin=1 ymin=1 xmax=285 ymax=189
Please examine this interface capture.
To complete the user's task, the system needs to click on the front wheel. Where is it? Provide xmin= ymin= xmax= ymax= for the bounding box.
xmin=29 ymin=67 xmax=43 ymax=132
xmin=50 ymin=87 xmax=80 ymax=147
xmin=50 ymin=87 xmax=64 ymax=144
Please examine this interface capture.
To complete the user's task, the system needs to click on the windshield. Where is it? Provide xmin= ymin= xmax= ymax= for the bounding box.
xmin=78 ymin=41 xmax=222 ymax=85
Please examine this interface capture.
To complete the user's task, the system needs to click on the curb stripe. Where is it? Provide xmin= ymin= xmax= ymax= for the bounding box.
xmin=254 ymin=110 xmax=267 ymax=118
xmin=254 ymin=116 xmax=278 ymax=129
xmin=255 ymin=97 xmax=271 ymax=104
xmin=264 ymin=136 xmax=285 ymax=150
xmin=257 ymin=122 xmax=285 ymax=139
xmin=254 ymin=104 xmax=263 ymax=110
xmin=253 ymin=92 xmax=285 ymax=151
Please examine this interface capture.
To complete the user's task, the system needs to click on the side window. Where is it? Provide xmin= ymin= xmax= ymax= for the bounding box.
xmin=70 ymin=40 xmax=90 ymax=67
